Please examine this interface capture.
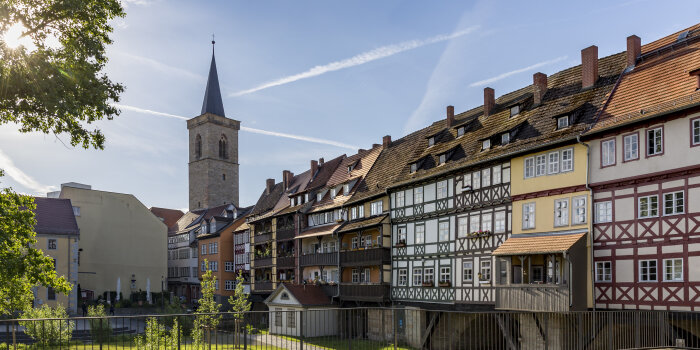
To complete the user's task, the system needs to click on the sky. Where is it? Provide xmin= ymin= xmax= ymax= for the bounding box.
xmin=1 ymin=0 xmax=700 ymax=211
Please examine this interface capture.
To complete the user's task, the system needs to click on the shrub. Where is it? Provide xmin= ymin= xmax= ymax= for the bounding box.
xmin=19 ymin=304 xmax=73 ymax=346
xmin=87 ymin=304 xmax=112 ymax=343
xmin=134 ymin=317 xmax=180 ymax=350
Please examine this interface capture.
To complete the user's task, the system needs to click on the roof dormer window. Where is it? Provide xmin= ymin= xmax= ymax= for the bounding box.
xmin=347 ymin=165 xmax=353 ymax=173
xmin=343 ymin=184 xmax=350 ymax=195
xmin=557 ymin=116 xmax=570 ymax=129
xmin=457 ymin=126 xmax=465 ymax=137
xmin=331 ymin=188 xmax=337 ymax=199
xmin=438 ymin=153 xmax=447 ymax=165
xmin=482 ymin=139 xmax=491 ymax=151
xmin=428 ymin=137 xmax=435 ymax=147
xmin=410 ymin=163 xmax=418 ymax=174
xmin=501 ymin=133 xmax=510 ymax=145
xmin=510 ymin=105 xmax=520 ymax=117
xmin=317 ymin=193 xmax=322 ymax=202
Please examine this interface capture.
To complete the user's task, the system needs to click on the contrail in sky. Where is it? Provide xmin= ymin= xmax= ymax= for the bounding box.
xmin=113 ymin=104 xmax=359 ymax=150
xmin=469 ymin=56 xmax=567 ymax=87
xmin=231 ymin=26 xmax=480 ymax=96
xmin=0 ymin=149 xmax=57 ymax=194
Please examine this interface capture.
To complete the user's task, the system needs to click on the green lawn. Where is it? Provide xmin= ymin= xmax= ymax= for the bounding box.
xmin=0 ymin=341 xmax=284 ymax=350
xmin=258 ymin=331 xmax=413 ymax=350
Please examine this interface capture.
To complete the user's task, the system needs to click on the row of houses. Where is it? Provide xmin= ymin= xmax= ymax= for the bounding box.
xmin=244 ymin=24 xmax=700 ymax=317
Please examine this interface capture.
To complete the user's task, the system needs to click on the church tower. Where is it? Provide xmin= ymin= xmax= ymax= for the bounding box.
xmin=188 ymin=41 xmax=240 ymax=210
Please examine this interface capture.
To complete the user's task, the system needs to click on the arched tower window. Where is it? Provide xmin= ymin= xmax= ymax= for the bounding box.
xmin=218 ymin=134 xmax=228 ymax=159
xmin=195 ymin=134 xmax=202 ymax=159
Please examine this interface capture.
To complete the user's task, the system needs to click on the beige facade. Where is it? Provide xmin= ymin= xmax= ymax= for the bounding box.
xmin=59 ymin=185 xmax=167 ymax=300
xmin=34 ymin=235 xmax=79 ymax=313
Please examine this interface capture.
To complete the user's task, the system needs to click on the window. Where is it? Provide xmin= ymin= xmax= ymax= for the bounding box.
xmin=503 ymin=167 xmax=511 ymax=183
xmin=351 ymin=207 xmax=357 ymax=220
xmin=693 ymin=118 xmax=700 ymax=146
xmin=424 ymin=268 xmax=434 ymax=283
xmin=397 ymin=227 xmax=407 ymax=244
xmin=410 ymin=163 xmax=418 ymax=173
xmin=547 ymin=152 xmax=560 ymax=174
xmin=663 ymin=258 xmax=683 ymax=282
xmin=218 ymin=135 xmax=228 ymax=159
xmin=472 ymin=171 xmax=481 ymax=190
xmin=595 ymin=261 xmax=612 ymax=282
xmin=639 ymin=260 xmax=657 ymax=282
xmin=535 ymin=155 xmax=547 ymax=177
xmin=47 ymin=287 xmax=56 ymax=301
xmin=358 ymin=205 xmax=364 ymax=218
xmin=396 ymin=191 xmax=405 ymax=207
xmin=210 ymin=242 xmax=218 ymax=254
xmin=554 ymin=199 xmax=569 ymax=227
xmin=463 ymin=261 xmax=473 ymax=281
xmin=493 ymin=165 xmax=502 ymax=184
xmin=275 ymin=309 xmax=282 ymax=327
xmin=437 ymin=180 xmax=448 ymax=199
xmin=482 ymin=139 xmax=491 ymax=150
xmin=595 ymin=201 xmax=612 ymax=223
xmin=524 ymin=157 xmax=535 ymax=178
xmin=287 ymin=311 xmax=296 ymax=328
xmin=457 ymin=217 xmax=468 ymax=238
xmin=428 ymin=137 xmax=435 ymax=147
xmin=469 ymin=215 xmax=480 ymax=234
xmin=647 ymin=127 xmax=663 ymax=156
xmin=351 ymin=237 xmax=359 ymax=249
xmin=413 ymin=268 xmax=423 ymax=285
xmin=209 ymin=261 xmax=218 ymax=271
xmin=457 ymin=127 xmax=465 ymax=137
xmin=415 ymin=224 xmax=425 ymax=244
xmin=561 ymin=148 xmax=574 ymax=172
xmin=225 ymin=262 xmax=234 ymax=272
xmin=623 ymin=133 xmax=639 ymax=161
xmin=510 ymin=105 xmax=520 ymax=117
xmin=482 ymin=169 xmax=491 ymax=187
xmin=439 ymin=221 xmax=449 ymax=241
xmin=573 ymin=196 xmax=587 ymax=225
xmin=48 ymin=239 xmax=57 ymax=250
xmin=638 ymin=195 xmax=659 ymax=218
xmin=195 ymin=134 xmax=202 ymax=158
xmin=317 ymin=193 xmax=322 ymax=202
xmin=664 ymin=191 xmax=684 ymax=215
xmin=398 ymin=269 xmax=407 ymax=286
xmin=222 ymin=173 xmax=226 ymax=181
xmin=601 ymin=139 xmax=616 ymax=167
xmin=201 ymin=244 xmax=207 ymax=255
xmin=72 ymin=206 xmax=80 ymax=216
xmin=330 ymin=188 xmax=336 ymax=198
xmin=415 ymin=187 xmax=424 ymax=203
xmin=494 ymin=211 xmax=506 ymax=233
xmin=522 ymin=203 xmax=535 ymax=229
xmin=201 ymin=261 xmax=206 ymax=272
xmin=501 ymin=133 xmax=510 ymax=145
xmin=481 ymin=213 xmax=492 ymax=232
xmin=225 ymin=280 xmax=235 ymax=290
xmin=363 ymin=268 xmax=371 ymax=283
xmin=352 ymin=269 xmax=359 ymax=283
xmin=439 ymin=267 xmax=451 ymax=283
xmin=557 ymin=116 xmax=569 ymax=129
xmin=370 ymin=200 xmax=383 ymax=215
xmin=363 ymin=236 xmax=372 ymax=248
xmin=462 ymin=173 xmax=471 ymax=189
xmin=438 ymin=153 xmax=447 ymax=165
xmin=480 ymin=260 xmax=491 ymax=282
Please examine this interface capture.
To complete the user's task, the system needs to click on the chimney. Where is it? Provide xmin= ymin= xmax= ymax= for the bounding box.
xmin=627 ymin=35 xmax=641 ymax=67
xmin=581 ymin=45 xmax=598 ymax=89
xmin=533 ymin=72 xmax=548 ymax=105
xmin=319 ymin=158 xmax=324 ymax=165
xmin=282 ymin=170 xmax=292 ymax=190
xmin=310 ymin=160 xmax=318 ymax=176
xmin=265 ymin=178 xmax=275 ymax=195
xmin=446 ymin=105 xmax=455 ymax=127
xmin=383 ymin=135 xmax=392 ymax=147
xmin=483 ymin=87 xmax=495 ymax=117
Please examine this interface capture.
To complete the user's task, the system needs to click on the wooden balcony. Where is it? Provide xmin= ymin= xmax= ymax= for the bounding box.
xmin=254 ymin=281 xmax=273 ymax=292
xmin=339 ymin=283 xmax=390 ymax=302
xmin=495 ymin=284 xmax=570 ymax=312
xmin=253 ymin=232 xmax=272 ymax=244
xmin=340 ymin=247 xmax=390 ymax=267
xmin=277 ymin=256 xmax=295 ymax=268
xmin=254 ymin=257 xmax=273 ymax=267
xmin=299 ymin=252 xmax=338 ymax=266
xmin=276 ymin=228 xmax=295 ymax=241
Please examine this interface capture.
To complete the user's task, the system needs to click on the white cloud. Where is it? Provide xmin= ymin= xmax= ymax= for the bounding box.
xmin=230 ymin=26 xmax=480 ymax=97
xmin=112 ymin=103 xmax=359 ymax=150
xmin=468 ymin=56 xmax=568 ymax=87
xmin=0 ymin=149 xmax=57 ymax=194
xmin=113 ymin=52 xmax=206 ymax=82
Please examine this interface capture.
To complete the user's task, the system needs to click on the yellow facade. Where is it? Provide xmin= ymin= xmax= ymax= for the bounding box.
xmin=34 ymin=235 xmax=79 ymax=313
xmin=511 ymin=191 xmax=591 ymax=235
xmin=510 ymin=143 xmax=588 ymax=196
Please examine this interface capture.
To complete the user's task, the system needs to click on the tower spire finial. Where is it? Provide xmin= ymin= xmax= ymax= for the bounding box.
xmin=211 ymin=33 xmax=215 ymax=53
xmin=201 ymin=34 xmax=225 ymax=117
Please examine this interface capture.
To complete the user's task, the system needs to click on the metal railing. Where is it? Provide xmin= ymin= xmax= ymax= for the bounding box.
xmin=2 ymin=308 xmax=700 ymax=349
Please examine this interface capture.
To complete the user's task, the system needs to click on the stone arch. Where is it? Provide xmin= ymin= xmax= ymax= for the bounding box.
xmin=218 ymin=134 xmax=228 ymax=159
xmin=195 ymin=134 xmax=202 ymax=159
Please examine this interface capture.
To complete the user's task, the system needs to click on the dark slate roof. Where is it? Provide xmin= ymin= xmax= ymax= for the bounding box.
xmin=201 ymin=50 xmax=225 ymax=117
xmin=150 ymin=207 xmax=184 ymax=234
xmin=33 ymin=197 xmax=79 ymax=236
xmin=281 ymin=283 xmax=333 ymax=306
xmin=337 ymin=214 xmax=388 ymax=234
xmin=249 ymin=182 xmax=286 ymax=218
xmin=304 ymin=155 xmax=346 ymax=192
xmin=388 ymin=51 xmax=628 ymax=189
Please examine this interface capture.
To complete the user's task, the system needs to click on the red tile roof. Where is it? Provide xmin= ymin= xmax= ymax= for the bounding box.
xmin=281 ymin=283 xmax=333 ymax=306
xmin=33 ymin=197 xmax=79 ymax=236
xmin=150 ymin=207 xmax=184 ymax=233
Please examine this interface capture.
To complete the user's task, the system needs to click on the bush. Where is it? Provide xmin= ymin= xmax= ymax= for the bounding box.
xmin=115 ymin=299 xmax=132 ymax=308
xmin=87 ymin=304 xmax=112 ymax=343
xmin=19 ymin=304 xmax=73 ymax=346
xmin=134 ymin=317 xmax=180 ymax=350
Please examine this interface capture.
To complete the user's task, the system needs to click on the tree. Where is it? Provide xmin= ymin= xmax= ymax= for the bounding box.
xmin=0 ymin=174 xmax=71 ymax=315
xmin=19 ymin=304 xmax=73 ymax=346
xmin=227 ymin=271 xmax=251 ymax=346
xmin=0 ymin=0 xmax=125 ymax=149
xmin=193 ymin=259 xmax=221 ymax=348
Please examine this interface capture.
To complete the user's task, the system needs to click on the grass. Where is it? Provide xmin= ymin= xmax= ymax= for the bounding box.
xmin=0 ymin=342 xmax=283 ymax=350
xmin=257 ymin=330 xmax=413 ymax=350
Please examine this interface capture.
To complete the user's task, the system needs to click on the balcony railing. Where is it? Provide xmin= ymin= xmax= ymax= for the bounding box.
xmin=495 ymin=284 xmax=570 ymax=312
xmin=253 ymin=281 xmax=273 ymax=292
xmin=276 ymin=228 xmax=295 ymax=241
xmin=340 ymin=247 xmax=390 ymax=267
xmin=277 ymin=256 xmax=295 ymax=268
xmin=339 ymin=283 xmax=390 ymax=302
xmin=253 ymin=232 xmax=272 ymax=244
xmin=299 ymin=252 xmax=338 ymax=266
xmin=254 ymin=257 xmax=273 ymax=267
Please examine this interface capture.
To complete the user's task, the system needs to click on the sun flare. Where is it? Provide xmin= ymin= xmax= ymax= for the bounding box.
xmin=2 ymin=22 xmax=35 ymax=50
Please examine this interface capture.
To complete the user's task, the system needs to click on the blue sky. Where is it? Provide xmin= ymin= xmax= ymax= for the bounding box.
xmin=1 ymin=0 xmax=700 ymax=211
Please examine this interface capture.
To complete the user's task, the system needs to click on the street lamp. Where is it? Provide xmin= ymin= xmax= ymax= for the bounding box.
xmin=161 ymin=275 xmax=164 ymax=310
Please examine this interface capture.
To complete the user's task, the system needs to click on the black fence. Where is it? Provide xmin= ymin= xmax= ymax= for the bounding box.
xmin=2 ymin=308 xmax=700 ymax=349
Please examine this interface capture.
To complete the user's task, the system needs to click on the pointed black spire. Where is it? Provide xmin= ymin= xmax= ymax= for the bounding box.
xmin=201 ymin=38 xmax=225 ymax=117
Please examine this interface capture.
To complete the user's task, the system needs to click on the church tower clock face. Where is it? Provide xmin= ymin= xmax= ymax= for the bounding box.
xmin=187 ymin=40 xmax=240 ymax=211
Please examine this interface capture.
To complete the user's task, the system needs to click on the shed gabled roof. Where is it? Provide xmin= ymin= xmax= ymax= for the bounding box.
xmin=150 ymin=207 xmax=184 ymax=234
xmin=265 ymin=283 xmax=333 ymax=307
xmin=33 ymin=197 xmax=79 ymax=236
